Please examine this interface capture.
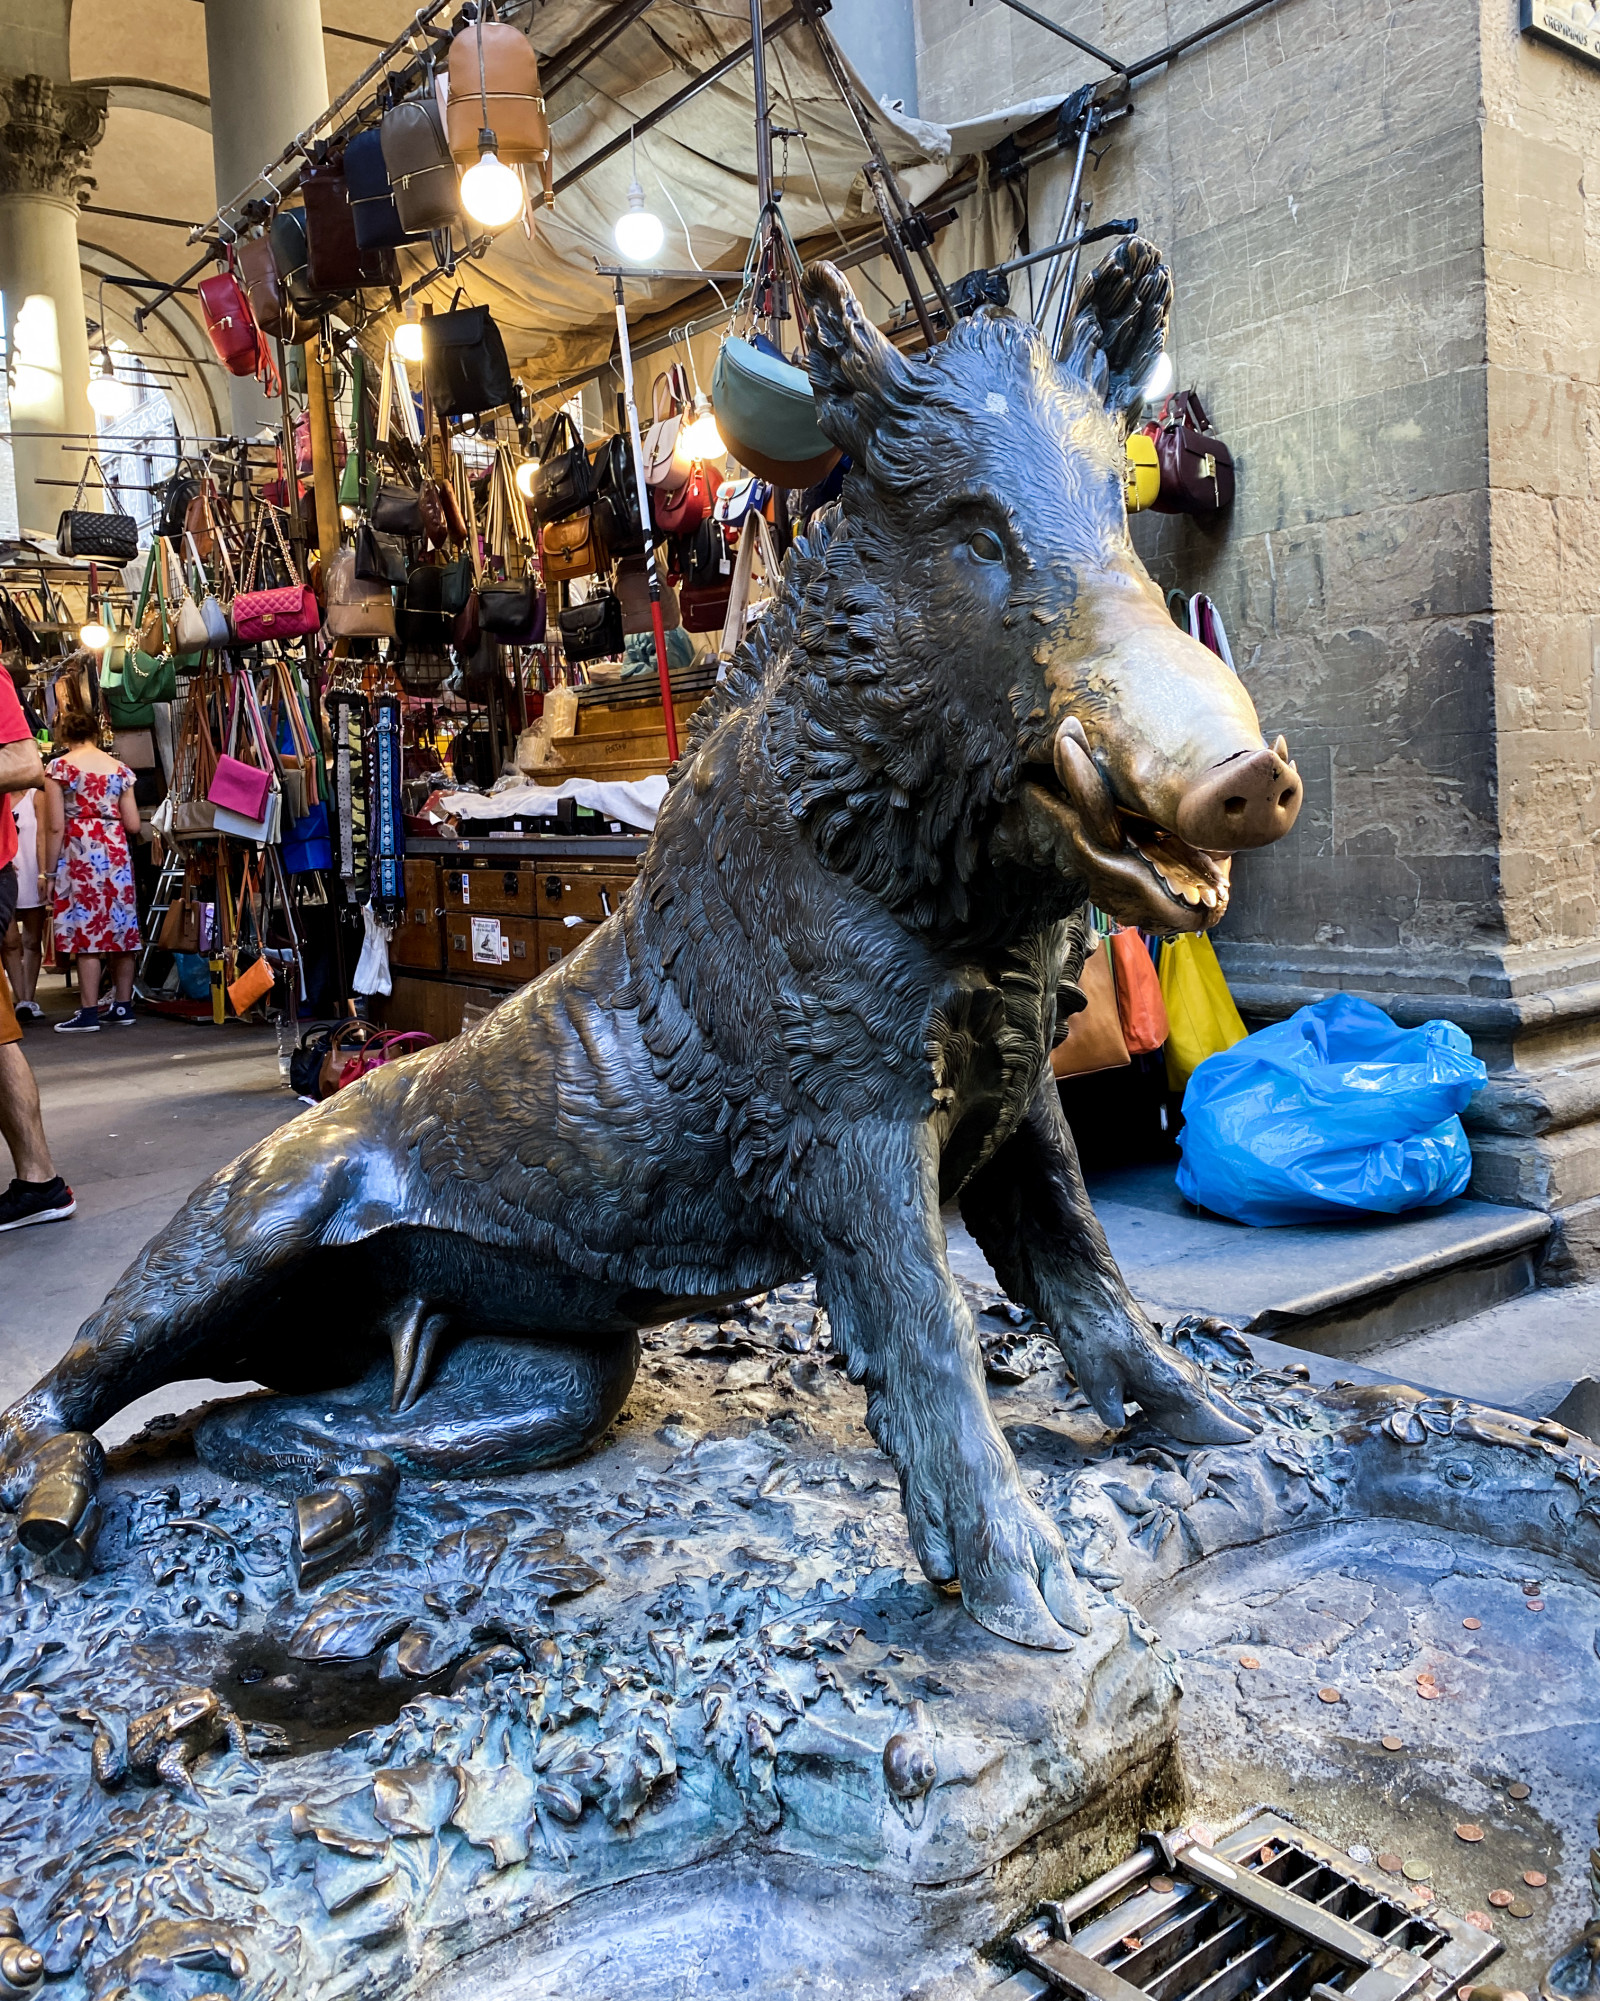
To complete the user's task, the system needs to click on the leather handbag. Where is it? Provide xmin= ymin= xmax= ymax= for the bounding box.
xmin=325 ymin=549 xmax=398 ymax=639
xmin=303 ymin=155 xmax=400 ymax=295
xmin=643 ymin=367 xmax=692 ymax=489
xmin=530 ymin=410 xmax=593 ymax=524
xmin=590 ymin=434 xmax=645 ymax=556
xmin=402 ymin=562 xmax=448 ymax=647
xmin=208 ymin=751 xmax=271 ymax=822
xmin=157 ymin=469 xmax=199 ymax=545
xmin=56 ymin=457 xmax=138 ymax=560
xmin=712 ymin=333 xmax=841 ymax=486
xmin=159 ymin=880 xmax=204 ymax=954
xmin=1108 ymin=927 xmax=1169 ymax=1057
xmin=238 ymin=231 xmax=307 ymax=344
xmin=1050 ymin=938 xmax=1132 ymax=1079
xmin=373 ymin=482 xmax=426 ymax=536
xmin=447 ymin=9 xmax=553 ymax=202
xmin=1143 ymin=390 xmax=1234 ymax=515
xmin=558 ymin=592 xmax=624 ymax=662
xmin=651 ymin=459 xmax=713 ymax=536
xmin=678 ymin=516 xmax=733 ymax=631
xmin=268 ymin=207 xmax=321 ymax=324
xmin=614 ymin=554 xmax=680 ymax=635
xmin=232 ymin=506 xmax=321 ymax=643
xmin=381 ymin=88 xmax=466 ymax=235
xmin=479 ymin=577 xmax=544 ymax=642
xmin=421 ymin=299 xmax=512 ymax=418
xmin=355 ymin=522 xmax=408 ymax=587
xmin=198 ymin=265 xmax=261 ymax=378
xmin=344 ymin=124 xmax=419 ymax=251
xmin=439 ymin=551 xmax=477 ymax=616
xmin=540 ymin=509 xmax=603 ymax=582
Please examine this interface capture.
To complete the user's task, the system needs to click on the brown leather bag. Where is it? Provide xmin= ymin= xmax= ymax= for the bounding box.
xmin=1144 ymin=390 xmax=1234 ymax=516
xmin=302 ymin=155 xmax=400 ymax=296
xmin=541 ymin=509 xmax=604 ymax=582
xmin=237 ymin=233 xmax=312 ymax=344
xmin=613 ymin=554 xmax=680 ymax=635
xmin=447 ymin=13 xmax=553 ymax=204
xmin=1050 ymin=939 xmax=1132 ymax=1079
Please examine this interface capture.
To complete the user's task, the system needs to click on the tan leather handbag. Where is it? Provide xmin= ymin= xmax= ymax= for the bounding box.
xmin=1051 ymin=939 xmax=1132 ymax=1079
xmin=614 ymin=554 xmax=680 ymax=635
xmin=324 ymin=550 xmax=397 ymax=639
xmin=447 ymin=12 xmax=553 ymax=204
xmin=541 ymin=509 xmax=604 ymax=583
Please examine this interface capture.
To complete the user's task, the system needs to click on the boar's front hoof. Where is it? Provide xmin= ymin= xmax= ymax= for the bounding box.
xmin=1077 ymin=1334 xmax=1256 ymax=1447
xmin=911 ymin=1469 xmax=1091 ymax=1650
xmin=293 ymin=1450 xmax=400 ymax=1589
xmin=16 ymin=1432 xmax=104 ymax=1572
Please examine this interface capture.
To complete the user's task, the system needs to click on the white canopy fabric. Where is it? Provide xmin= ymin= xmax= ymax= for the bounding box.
xmin=403 ymin=10 xmax=1059 ymax=391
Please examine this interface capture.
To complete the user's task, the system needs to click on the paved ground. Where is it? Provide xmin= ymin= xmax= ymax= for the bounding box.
xmin=0 ymin=981 xmax=300 ymax=1440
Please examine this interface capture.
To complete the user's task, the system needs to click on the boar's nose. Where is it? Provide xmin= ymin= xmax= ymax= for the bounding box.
xmin=1174 ymin=738 xmax=1302 ymax=851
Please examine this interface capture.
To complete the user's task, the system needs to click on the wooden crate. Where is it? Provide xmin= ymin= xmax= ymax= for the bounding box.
xmin=442 ymin=858 xmax=539 ymax=918
xmin=445 ymin=909 xmax=540 ymax=986
xmin=381 ymin=974 xmax=508 ymax=1042
xmin=535 ymin=864 xmax=634 ymax=923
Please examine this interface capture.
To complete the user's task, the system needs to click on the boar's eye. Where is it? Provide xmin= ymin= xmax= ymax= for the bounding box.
xmin=966 ymin=528 xmax=1006 ymax=565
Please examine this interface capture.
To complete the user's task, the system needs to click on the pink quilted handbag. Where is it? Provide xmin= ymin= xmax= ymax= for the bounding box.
xmin=231 ymin=502 xmax=321 ymax=643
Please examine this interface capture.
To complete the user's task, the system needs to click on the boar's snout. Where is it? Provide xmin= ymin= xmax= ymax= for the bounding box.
xmin=1174 ymin=741 xmax=1303 ymax=852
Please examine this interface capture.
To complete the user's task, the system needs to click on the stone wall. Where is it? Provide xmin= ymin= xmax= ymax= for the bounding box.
xmin=915 ymin=0 xmax=1600 ymax=1262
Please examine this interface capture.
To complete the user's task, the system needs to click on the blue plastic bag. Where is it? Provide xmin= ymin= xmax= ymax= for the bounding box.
xmin=1175 ymin=994 xmax=1487 ymax=1226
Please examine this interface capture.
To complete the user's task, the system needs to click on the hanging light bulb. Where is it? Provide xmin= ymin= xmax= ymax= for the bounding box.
xmin=86 ymin=346 xmax=122 ymax=418
xmin=460 ymin=130 xmax=524 ymax=230
xmin=514 ymin=458 xmax=539 ymax=499
xmin=393 ymin=304 xmax=424 ymax=365
xmin=678 ymin=391 xmax=724 ymax=460
xmin=1141 ymin=350 xmax=1174 ymax=405
xmin=79 ymin=616 xmax=110 ymax=651
xmin=613 ymin=178 xmax=664 ymax=263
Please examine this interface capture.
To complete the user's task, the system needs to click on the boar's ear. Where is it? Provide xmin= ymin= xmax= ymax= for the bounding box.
xmin=1061 ymin=236 xmax=1172 ymax=419
xmin=802 ymin=259 xmax=925 ymax=462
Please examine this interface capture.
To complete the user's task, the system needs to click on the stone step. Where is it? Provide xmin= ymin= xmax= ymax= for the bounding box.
xmin=945 ymin=1163 xmax=1552 ymax=1361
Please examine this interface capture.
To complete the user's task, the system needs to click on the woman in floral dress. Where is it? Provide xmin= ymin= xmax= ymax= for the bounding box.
xmin=42 ymin=700 xmax=141 ymax=1033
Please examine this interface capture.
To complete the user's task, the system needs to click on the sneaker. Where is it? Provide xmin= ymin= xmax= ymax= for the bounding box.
xmin=108 ymin=1002 xmax=136 ymax=1026
xmin=53 ymin=1006 xmax=101 ymax=1034
xmin=0 ymin=1177 xmax=76 ymax=1231
xmin=12 ymin=1000 xmax=42 ymax=1020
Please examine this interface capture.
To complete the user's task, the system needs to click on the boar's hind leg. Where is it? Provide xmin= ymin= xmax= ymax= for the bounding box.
xmin=959 ymin=1079 xmax=1255 ymax=1445
xmin=800 ymin=1120 xmax=1090 ymax=1651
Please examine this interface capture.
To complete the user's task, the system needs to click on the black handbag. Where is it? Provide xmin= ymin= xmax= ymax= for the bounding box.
xmin=269 ymin=207 xmax=321 ymax=322
xmin=558 ymin=591 xmax=624 ymax=662
xmin=590 ymin=434 xmax=645 ymax=556
xmin=57 ymin=457 xmax=138 ymax=560
xmin=421 ymin=298 xmax=512 ymax=418
xmin=372 ymin=482 xmax=426 ymax=536
xmin=479 ymin=578 xmax=545 ymax=642
xmin=355 ymin=522 xmax=408 ymax=586
xmin=157 ymin=468 xmax=199 ymax=546
xmin=531 ymin=411 xmax=593 ymax=525
xmin=402 ymin=561 xmax=448 ymax=645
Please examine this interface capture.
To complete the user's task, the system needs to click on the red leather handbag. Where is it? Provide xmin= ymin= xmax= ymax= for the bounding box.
xmin=651 ymin=460 xmax=713 ymax=535
xmin=1141 ymin=391 xmax=1234 ymax=515
xmin=199 ymin=268 xmax=261 ymax=378
xmin=338 ymin=1030 xmax=437 ymax=1090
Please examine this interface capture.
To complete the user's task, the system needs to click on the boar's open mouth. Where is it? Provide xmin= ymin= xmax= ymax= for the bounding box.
xmin=1019 ymin=729 xmax=1232 ymax=931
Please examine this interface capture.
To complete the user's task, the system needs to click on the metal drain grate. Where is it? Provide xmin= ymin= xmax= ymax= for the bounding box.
xmin=1004 ymin=1813 xmax=1502 ymax=2001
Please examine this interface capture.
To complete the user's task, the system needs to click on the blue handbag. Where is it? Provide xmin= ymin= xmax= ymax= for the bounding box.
xmin=281 ymin=800 xmax=333 ymax=875
xmin=345 ymin=127 xmax=419 ymax=251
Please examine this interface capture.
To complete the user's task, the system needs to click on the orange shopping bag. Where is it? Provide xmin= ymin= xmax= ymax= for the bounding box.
xmin=1109 ymin=928 xmax=1169 ymax=1056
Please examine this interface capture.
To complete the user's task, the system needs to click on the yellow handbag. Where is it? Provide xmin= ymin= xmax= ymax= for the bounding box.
xmin=1159 ymin=931 xmax=1247 ymax=1091
xmin=541 ymin=509 xmax=604 ymax=582
xmin=1125 ymin=432 xmax=1160 ymax=512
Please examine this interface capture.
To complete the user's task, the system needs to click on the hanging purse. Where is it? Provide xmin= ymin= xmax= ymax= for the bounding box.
xmin=678 ymin=515 xmax=734 ymax=631
xmin=590 ymin=435 xmax=645 ymax=557
xmin=540 ymin=510 xmax=603 ymax=582
xmin=372 ymin=482 xmax=426 ymax=536
xmin=712 ymin=333 xmax=840 ymax=487
xmin=238 ymin=230 xmax=310 ymax=344
xmin=231 ymin=505 xmax=321 ymax=643
xmin=157 ymin=467 xmax=199 ymax=546
xmin=478 ymin=580 xmax=545 ymax=640
xmin=446 ymin=6 xmax=554 ymax=203
xmin=613 ymin=554 xmax=680 ymax=635
xmin=268 ymin=206 xmax=323 ymax=325
xmin=1050 ymin=937 xmax=1132 ymax=1079
xmin=651 ymin=458 xmax=713 ymax=536
xmin=402 ymin=562 xmax=449 ymax=647
xmin=207 ymin=681 xmax=273 ymax=820
xmin=198 ymin=262 xmax=262 ymax=378
xmin=381 ymin=85 xmax=466 ymax=235
xmin=355 ymin=522 xmax=409 ymax=588
xmin=421 ymin=295 xmax=513 ymax=418
xmin=1142 ymin=390 xmax=1234 ymax=515
xmin=325 ymin=549 xmax=398 ymax=639
xmin=344 ymin=123 xmax=420 ymax=251
xmin=123 ymin=546 xmax=180 ymax=704
xmin=302 ymin=151 xmax=400 ymax=294
xmin=642 ymin=366 xmax=692 ymax=489
xmin=1108 ymin=928 xmax=1169 ymax=1057
xmin=558 ymin=592 xmax=624 ymax=663
xmin=530 ymin=409 xmax=593 ymax=524
xmin=56 ymin=456 xmax=138 ymax=560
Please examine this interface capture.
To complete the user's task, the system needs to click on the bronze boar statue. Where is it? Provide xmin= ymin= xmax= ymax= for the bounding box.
xmin=0 ymin=246 xmax=1303 ymax=1649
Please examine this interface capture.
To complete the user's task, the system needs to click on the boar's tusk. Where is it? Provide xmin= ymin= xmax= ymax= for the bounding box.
xmin=1053 ymin=726 xmax=1122 ymax=852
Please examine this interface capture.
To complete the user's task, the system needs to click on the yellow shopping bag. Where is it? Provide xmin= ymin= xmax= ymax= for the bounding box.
xmin=1159 ymin=931 xmax=1247 ymax=1092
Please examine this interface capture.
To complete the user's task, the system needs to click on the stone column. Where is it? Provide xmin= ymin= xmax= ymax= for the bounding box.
xmin=0 ymin=75 xmax=107 ymax=540
xmin=202 ymin=0 xmax=328 ymax=434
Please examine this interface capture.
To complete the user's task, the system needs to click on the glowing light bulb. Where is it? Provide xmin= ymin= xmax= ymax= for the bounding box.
xmin=1142 ymin=351 xmax=1174 ymax=405
xmin=393 ymin=317 xmax=424 ymax=365
xmin=514 ymin=458 xmax=538 ymax=498
xmin=613 ymin=178 xmax=664 ymax=262
xmin=460 ymin=146 xmax=524 ymax=229
xmin=678 ymin=392 xmax=723 ymax=460
xmin=86 ymin=348 xmax=124 ymax=418
xmin=79 ymin=619 xmax=110 ymax=651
